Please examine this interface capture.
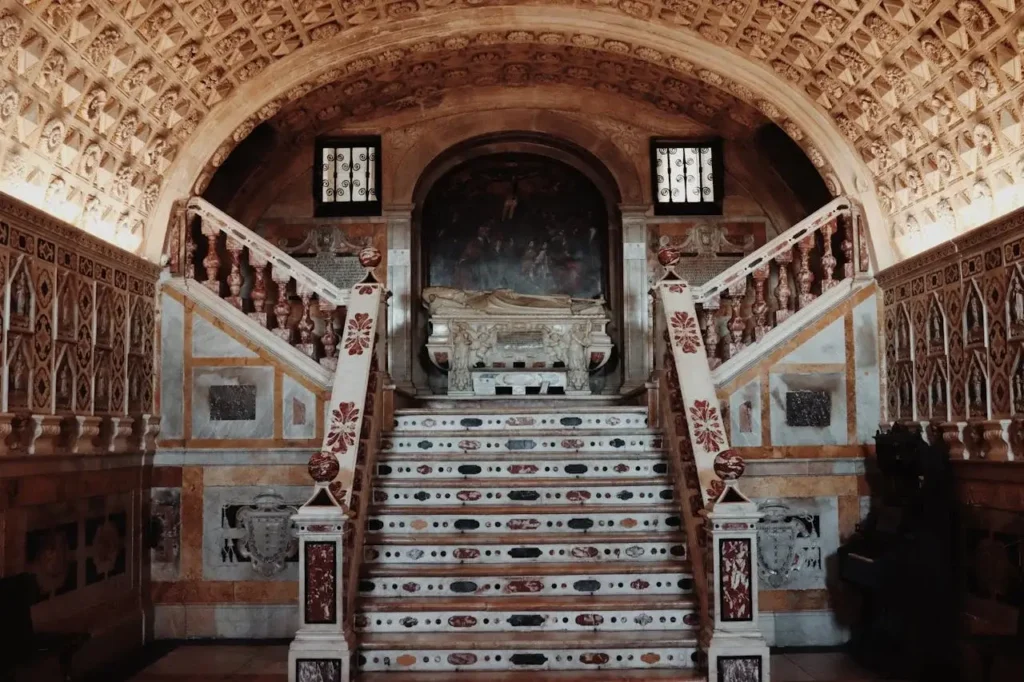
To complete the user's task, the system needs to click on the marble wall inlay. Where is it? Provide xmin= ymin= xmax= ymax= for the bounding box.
xmin=785 ymin=391 xmax=832 ymax=428
xmin=209 ymin=385 xmax=258 ymax=421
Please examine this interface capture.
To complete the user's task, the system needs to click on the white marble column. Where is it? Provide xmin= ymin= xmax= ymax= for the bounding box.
xmin=620 ymin=205 xmax=651 ymax=394
xmin=385 ymin=206 xmax=415 ymax=393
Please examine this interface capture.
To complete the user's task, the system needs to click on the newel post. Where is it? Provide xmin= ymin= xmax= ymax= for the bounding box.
xmin=288 ymin=496 xmax=352 ymax=682
xmin=705 ymin=474 xmax=771 ymax=682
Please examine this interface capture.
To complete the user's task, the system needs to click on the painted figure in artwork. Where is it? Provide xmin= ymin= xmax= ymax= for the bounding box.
xmin=424 ymin=153 xmax=607 ymax=299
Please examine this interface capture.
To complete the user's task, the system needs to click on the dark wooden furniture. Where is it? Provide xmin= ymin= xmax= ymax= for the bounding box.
xmin=838 ymin=424 xmax=957 ymax=681
xmin=0 ymin=573 xmax=89 ymax=682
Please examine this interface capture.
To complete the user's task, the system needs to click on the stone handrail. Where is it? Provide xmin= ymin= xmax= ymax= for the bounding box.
xmin=659 ymin=197 xmax=870 ymax=372
xmin=185 ymin=196 xmax=354 ymax=368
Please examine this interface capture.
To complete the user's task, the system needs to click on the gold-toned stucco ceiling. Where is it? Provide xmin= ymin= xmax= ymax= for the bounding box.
xmin=1 ymin=0 xmax=1023 ymax=260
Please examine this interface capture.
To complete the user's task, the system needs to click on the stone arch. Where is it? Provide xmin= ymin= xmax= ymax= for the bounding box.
xmin=145 ymin=6 xmax=891 ymax=267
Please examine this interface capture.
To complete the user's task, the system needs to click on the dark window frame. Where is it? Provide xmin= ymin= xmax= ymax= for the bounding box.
xmin=313 ymin=135 xmax=383 ymax=218
xmin=649 ymin=137 xmax=724 ymax=216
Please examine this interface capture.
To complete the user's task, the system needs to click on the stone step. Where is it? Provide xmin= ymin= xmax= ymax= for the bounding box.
xmin=382 ymin=433 xmax=662 ymax=456
xmin=355 ymin=595 xmax=698 ymax=634
xmin=372 ymin=482 xmax=675 ymax=508
xmin=357 ymin=670 xmax=702 ymax=681
xmin=376 ymin=456 xmax=670 ymax=480
xmin=391 ymin=408 xmax=649 ymax=433
xmin=355 ymin=631 xmax=699 ymax=673
xmin=363 ymin=537 xmax=688 ymax=566
xmin=358 ymin=563 xmax=693 ymax=599
xmin=367 ymin=508 xmax=681 ymax=535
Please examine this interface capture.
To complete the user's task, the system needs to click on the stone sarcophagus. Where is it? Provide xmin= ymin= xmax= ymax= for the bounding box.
xmin=423 ymin=287 xmax=613 ymax=396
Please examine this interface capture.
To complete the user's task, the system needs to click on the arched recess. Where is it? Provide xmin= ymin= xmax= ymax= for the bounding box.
xmin=403 ymin=131 xmax=629 ymax=394
xmin=145 ymin=6 xmax=892 ymax=269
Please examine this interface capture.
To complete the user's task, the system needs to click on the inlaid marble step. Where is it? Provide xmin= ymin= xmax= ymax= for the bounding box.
xmin=356 ymin=631 xmax=699 ymax=673
xmin=358 ymin=563 xmax=694 ymax=599
xmin=376 ymin=456 xmax=670 ymax=480
xmin=367 ymin=508 xmax=682 ymax=535
xmin=355 ymin=595 xmax=698 ymax=633
xmin=363 ymin=536 xmax=688 ymax=566
xmin=357 ymin=669 xmax=703 ymax=681
xmin=382 ymin=432 xmax=662 ymax=456
xmin=392 ymin=408 xmax=649 ymax=433
xmin=372 ymin=482 xmax=675 ymax=507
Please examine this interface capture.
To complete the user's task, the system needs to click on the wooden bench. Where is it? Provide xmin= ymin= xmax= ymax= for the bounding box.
xmin=0 ymin=573 xmax=89 ymax=682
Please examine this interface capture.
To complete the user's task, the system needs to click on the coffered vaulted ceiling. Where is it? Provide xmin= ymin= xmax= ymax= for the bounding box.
xmin=0 ymin=0 xmax=1022 ymax=261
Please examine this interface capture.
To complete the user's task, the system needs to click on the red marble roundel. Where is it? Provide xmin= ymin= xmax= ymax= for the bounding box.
xmin=713 ymin=449 xmax=746 ymax=480
xmin=359 ymin=246 xmax=382 ymax=269
xmin=658 ymin=247 xmax=680 ymax=267
xmin=308 ymin=451 xmax=340 ymax=482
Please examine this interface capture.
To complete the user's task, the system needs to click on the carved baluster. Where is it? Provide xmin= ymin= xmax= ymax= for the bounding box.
xmin=702 ymin=294 xmax=721 ymax=370
xmin=225 ymin=238 xmax=243 ymax=308
xmin=796 ymin=234 xmax=816 ymax=309
xmin=248 ymin=253 xmax=269 ymax=327
xmin=820 ymin=220 xmax=838 ymax=292
xmin=201 ymin=223 xmax=221 ymax=295
xmin=185 ymin=235 xmax=197 ymax=280
xmin=841 ymin=216 xmax=854 ymax=280
xmin=319 ymin=301 xmax=339 ymax=371
xmin=751 ymin=264 xmax=770 ymax=342
xmin=727 ymin=280 xmax=746 ymax=359
xmin=774 ymin=250 xmax=793 ymax=324
xmin=295 ymin=284 xmax=317 ymax=359
xmin=271 ymin=271 xmax=293 ymax=343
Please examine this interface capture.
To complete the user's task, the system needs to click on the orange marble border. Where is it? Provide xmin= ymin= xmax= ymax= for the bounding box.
xmin=844 ymin=309 xmax=857 ymax=445
xmin=760 ymin=589 xmax=831 ymax=612
xmin=151 ymin=580 xmax=298 ymax=604
xmin=736 ymin=445 xmax=872 ymax=459
xmin=203 ymin=466 xmax=309 ymax=487
xmin=179 ymin=467 xmax=204 ymax=580
xmin=738 ymin=475 xmax=860 ymax=498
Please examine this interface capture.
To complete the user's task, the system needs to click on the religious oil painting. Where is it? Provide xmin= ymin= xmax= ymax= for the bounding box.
xmin=423 ymin=153 xmax=607 ymax=299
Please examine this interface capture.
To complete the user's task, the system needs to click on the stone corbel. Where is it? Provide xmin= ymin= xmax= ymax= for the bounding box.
xmin=101 ymin=416 xmax=134 ymax=453
xmin=963 ymin=421 xmax=986 ymax=459
xmin=23 ymin=414 xmax=63 ymax=455
xmin=0 ymin=412 xmax=21 ymax=455
xmin=939 ymin=421 xmax=966 ymax=459
xmin=980 ymin=419 xmax=1010 ymax=461
xmin=61 ymin=415 xmax=103 ymax=454
xmin=1008 ymin=417 xmax=1024 ymax=460
xmin=131 ymin=413 xmax=161 ymax=453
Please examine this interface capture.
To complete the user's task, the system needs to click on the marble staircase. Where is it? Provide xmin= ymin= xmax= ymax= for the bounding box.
xmin=352 ymin=405 xmax=699 ymax=678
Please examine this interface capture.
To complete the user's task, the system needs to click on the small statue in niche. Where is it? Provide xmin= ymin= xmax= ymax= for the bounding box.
xmin=897 ymin=315 xmax=910 ymax=354
xmin=931 ymin=370 xmax=946 ymax=414
xmin=59 ymin=287 xmax=73 ymax=334
xmin=929 ymin=306 xmax=943 ymax=349
xmin=1011 ymin=276 xmax=1024 ymax=337
xmin=56 ymin=362 xmax=72 ymax=406
xmin=966 ymin=291 xmax=984 ymax=345
xmin=899 ymin=374 xmax=912 ymax=414
xmin=1014 ymin=365 xmax=1024 ymax=414
xmin=968 ymin=364 xmax=986 ymax=413
xmin=130 ymin=311 xmax=143 ymax=348
xmin=97 ymin=306 xmax=111 ymax=342
xmin=95 ymin=369 xmax=108 ymax=407
xmin=9 ymin=351 xmax=27 ymax=400
xmin=11 ymin=270 xmax=30 ymax=320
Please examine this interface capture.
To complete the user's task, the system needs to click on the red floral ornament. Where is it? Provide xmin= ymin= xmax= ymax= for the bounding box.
xmin=325 ymin=401 xmax=360 ymax=455
xmin=344 ymin=312 xmax=372 ymax=355
xmin=688 ymin=399 xmax=725 ymax=453
xmin=670 ymin=311 xmax=702 ymax=353
xmin=356 ymin=285 xmax=375 ymax=295
xmin=668 ymin=283 xmax=688 ymax=293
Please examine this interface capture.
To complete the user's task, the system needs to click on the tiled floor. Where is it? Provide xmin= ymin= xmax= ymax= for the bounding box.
xmin=127 ymin=644 xmax=895 ymax=681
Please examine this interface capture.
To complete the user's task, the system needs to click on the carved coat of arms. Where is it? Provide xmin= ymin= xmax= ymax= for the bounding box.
xmin=756 ymin=501 xmax=813 ymax=588
xmin=237 ymin=491 xmax=298 ymax=577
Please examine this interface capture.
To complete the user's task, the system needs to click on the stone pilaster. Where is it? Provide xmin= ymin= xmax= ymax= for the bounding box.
xmin=706 ymin=482 xmax=771 ymax=682
xmin=620 ymin=205 xmax=651 ymax=394
xmin=288 ymin=503 xmax=352 ymax=682
xmin=385 ymin=206 xmax=415 ymax=395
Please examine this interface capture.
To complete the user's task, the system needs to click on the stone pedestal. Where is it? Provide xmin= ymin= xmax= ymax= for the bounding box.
xmin=706 ymin=482 xmax=771 ymax=682
xmin=288 ymin=501 xmax=352 ymax=682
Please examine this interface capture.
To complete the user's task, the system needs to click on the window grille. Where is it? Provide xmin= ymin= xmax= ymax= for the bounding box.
xmin=650 ymin=138 xmax=723 ymax=216
xmin=314 ymin=136 xmax=382 ymax=217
